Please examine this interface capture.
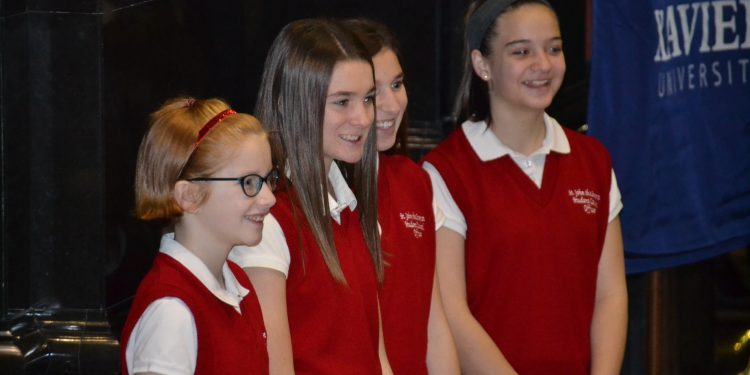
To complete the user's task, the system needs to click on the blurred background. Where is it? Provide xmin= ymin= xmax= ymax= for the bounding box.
xmin=1 ymin=0 xmax=749 ymax=373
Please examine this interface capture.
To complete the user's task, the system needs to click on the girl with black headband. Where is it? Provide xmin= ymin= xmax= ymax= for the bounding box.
xmin=122 ymin=97 xmax=276 ymax=374
xmin=422 ymin=1 xmax=627 ymax=373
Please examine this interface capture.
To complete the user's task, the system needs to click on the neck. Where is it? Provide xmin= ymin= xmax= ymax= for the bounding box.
xmin=173 ymin=221 xmax=229 ymax=287
xmin=488 ymin=103 xmax=546 ymax=156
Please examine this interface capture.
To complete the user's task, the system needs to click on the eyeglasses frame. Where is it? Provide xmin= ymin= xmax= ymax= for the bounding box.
xmin=187 ymin=169 xmax=279 ymax=198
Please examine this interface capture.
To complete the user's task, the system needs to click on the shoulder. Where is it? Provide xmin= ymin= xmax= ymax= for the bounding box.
xmin=558 ymin=128 xmax=613 ymax=189
xmin=125 ymin=298 xmax=197 ymax=375
xmin=422 ymin=128 xmax=471 ymax=172
xmin=380 ymin=154 xmax=433 ymax=199
xmin=381 ymin=154 xmax=424 ymax=175
xmin=127 ymin=297 xmax=195 ymax=347
xmin=564 ymin=128 xmax=608 ymax=154
xmin=138 ymin=255 xmax=196 ymax=294
xmin=140 ymin=297 xmax=194 ymax=325
xmin=430 ymin=127 xmax=469 ymax=154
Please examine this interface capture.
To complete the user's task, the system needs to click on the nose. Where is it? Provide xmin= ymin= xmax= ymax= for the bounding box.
xmin=351 ymin=101 xmax=374 ymax=128
xmin=534 ymin=51 xmax=552 ymax=71
xmin=377 ymin=90 xmax=399 ymax=116
xmin=256 ymin=183 xmax=276 ymax=208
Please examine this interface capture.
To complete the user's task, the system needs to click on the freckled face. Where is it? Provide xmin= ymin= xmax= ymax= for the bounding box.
xmin=372 ymin=48 xmax=408 ymax=152
xmin=322 ymin=60 xmax=376 ymax=169
xmin=482 ymin=4 xmax=565 ymax=112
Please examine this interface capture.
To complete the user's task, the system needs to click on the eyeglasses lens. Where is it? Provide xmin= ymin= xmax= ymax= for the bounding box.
xmin=241 ymin=171 xmax=279 ymax=197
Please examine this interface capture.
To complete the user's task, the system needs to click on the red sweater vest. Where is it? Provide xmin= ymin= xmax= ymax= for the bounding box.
xmin=423 ymin=127 xmax=611 ymax=374
xmin=378 ymin=154 xmax=436 ymax=375
xmin=120 ymin=254 xmax=269 ymax=375
xmin=272 ymin=187 xmax=381 ymax=375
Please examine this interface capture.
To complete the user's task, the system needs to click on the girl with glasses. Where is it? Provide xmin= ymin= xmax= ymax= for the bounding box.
xmin=121 ymin=97 xmax=276 ymax=375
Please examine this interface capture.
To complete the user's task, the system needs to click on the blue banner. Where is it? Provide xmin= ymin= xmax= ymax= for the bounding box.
xmin=588 ymin=0 xmax=750 ymax=273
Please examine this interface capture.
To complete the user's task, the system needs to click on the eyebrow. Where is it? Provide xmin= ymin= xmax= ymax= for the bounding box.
xmin=377 ymin=73 xmax=404 ymax=86
xmin=505 ymin=36 xmax=562 ymax=48
xmin=327 ymin=91 xmax=354 ymax=97
xmin=327 ymin=86 xmax=376 ymax=98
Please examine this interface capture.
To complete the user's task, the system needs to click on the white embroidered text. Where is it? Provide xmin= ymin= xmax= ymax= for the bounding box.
xmin=399 ymin=212 xmax=425 ymax=238
xmin=568 ymin=188 xmax=600 ymax=215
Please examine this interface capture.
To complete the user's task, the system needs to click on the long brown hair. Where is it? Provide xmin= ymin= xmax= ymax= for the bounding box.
xmin=254 ymin=19 xmax=383 ymax=283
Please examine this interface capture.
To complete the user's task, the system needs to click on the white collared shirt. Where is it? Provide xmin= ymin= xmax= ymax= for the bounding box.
xmin=423 ymin=114 xmax=623 ymax=238
xmin=229 ymin=162 xmax=357 ymax=278
xmin=125 ymin=233 xmax=249 ymax=375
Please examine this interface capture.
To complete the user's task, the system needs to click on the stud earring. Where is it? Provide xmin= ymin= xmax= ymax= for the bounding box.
xmin=482 ymin=74 xmax=489 ymax=80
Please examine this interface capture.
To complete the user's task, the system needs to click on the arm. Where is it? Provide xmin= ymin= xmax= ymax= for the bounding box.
xmin=436 ymin=228 xmax=517 ymax=374
xmin=426 ymin=271 xmax=461 ymax=374
xmin=245 ymin=267 xmax=295 ymax=375
xmin=378 ymin=298 xmax=394 ymax=375
xmin=127 ymin=299 xmax=196 ymax=375
xmin=589 ymin=217 xmax=628 ymax=374
xmin=231 ymin=214 xmax=294 ymax=374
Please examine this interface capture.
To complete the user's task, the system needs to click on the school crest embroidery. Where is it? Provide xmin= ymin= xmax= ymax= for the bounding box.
xmin=568 ymin=188 xmax=600 ymax=215
xmin=399 ymin=212 xmax=425 ymax=238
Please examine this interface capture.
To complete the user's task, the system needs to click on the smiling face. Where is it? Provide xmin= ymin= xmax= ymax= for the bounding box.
xmin=372 ymin=48 xmax=408 ymax=152
xmin=195 ymin=135 xmax=276 ymax=249
xmin=322 ymin=59 xmax=376 ymax=170
xmin=475 ymin=3 xmax=565 ymax=114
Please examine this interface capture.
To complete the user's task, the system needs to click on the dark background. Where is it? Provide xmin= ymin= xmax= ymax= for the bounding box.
xmin=1 ymin=0 xmax=747 ymax=374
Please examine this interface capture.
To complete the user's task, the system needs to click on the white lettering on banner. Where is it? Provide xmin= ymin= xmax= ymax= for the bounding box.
xmin=653 ymin=1 xmax=749 ymax=98
xmin=657 ymin=58 xmax=749 ymax=97
xmin=654 ymin=1 xmax=750 ymax=62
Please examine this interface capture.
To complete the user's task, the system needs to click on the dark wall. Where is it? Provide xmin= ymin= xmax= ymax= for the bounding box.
xmin=2 ymin=0 xmax=105 ymax=311
xmin=0 ymin=0 xmax=590 ymax=371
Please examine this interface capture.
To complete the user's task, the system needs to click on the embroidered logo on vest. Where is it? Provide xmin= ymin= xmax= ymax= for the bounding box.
xmin=399 ymin=212 xmax=425 ymax=238
xmin=568 ymin=188 xmax=600 ymax=214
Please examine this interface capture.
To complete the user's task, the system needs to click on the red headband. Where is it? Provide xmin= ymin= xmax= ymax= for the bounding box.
xmin=193 ymin=108 xmax=236 ymax=149
xmin=176 ymin=108 xmax=236 ymax=179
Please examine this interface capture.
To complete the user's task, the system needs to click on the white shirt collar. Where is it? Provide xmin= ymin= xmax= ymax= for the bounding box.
xmin=160 ymin=233 xmax=250 ymax=309
xmin=462 ymin=113 xmax=571 ymax=162
xmin=284 ymin=160 xmax=357 ymax=225
xmin=327 ymin=162 xmax=357 ymax=224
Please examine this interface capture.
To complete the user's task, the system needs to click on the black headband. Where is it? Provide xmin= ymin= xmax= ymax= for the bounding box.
xmin=466 ymin=0 xmax=551 ymax=51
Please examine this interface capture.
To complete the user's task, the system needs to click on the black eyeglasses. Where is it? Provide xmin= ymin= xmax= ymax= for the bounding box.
xmin=188 ymin=170 xmax=279 ymax=197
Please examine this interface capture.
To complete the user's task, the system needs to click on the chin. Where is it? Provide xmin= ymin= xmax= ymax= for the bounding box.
xmin=525 ymin=97 xmax=555 ymax=111
xmin=337 ymin=153 xmax=364 ymax=164
xmin=242 ymin=236 xmax=262 ymax=247
xmin=377 ymin=142 xmax=395 ymax=152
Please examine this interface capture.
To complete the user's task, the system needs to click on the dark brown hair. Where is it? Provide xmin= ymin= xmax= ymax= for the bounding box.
xmin=345 ymin=18 xmax=409 ymax=155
